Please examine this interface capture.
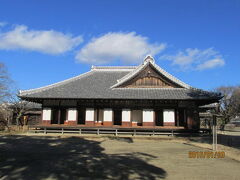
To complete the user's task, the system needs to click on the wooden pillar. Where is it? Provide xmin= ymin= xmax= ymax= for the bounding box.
xmin=187 ymin=109 xmax=192 ymax=129
xmin=57 ymin=101 xmax=61 ymax=125
xmin=57 ymin=109 xmax=61 ymax=125
xmin=94 ymin=109 xmax=103 ymax=126
xmin=194 ymin=108 xmax=200 ymax=130
xmin=187 ymin=108 xmax=200 ymax=130
xmin=176 ymin=109 xmax=179 ymax=127
xmin=184 ymin=109 xmax=188 ymax=128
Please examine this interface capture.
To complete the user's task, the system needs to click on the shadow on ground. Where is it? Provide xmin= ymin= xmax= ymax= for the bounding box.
xmin=0 ymin=135 xmax=166 ymax=180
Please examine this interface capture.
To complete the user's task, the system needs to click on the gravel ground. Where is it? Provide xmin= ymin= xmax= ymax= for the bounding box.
xmin=0 ymin=135 xmax=239 ymax=180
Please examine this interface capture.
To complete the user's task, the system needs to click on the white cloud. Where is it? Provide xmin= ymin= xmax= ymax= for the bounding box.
xmin=161 ymin=48 xmax=225 ymax=70
xmin=75 ymin=32 xmax=166 ymax=64
xmin=196 ymin=58 xmax=225 ymax=70
xmin=0 ymin=22 xmax=7 ymax=27
xmin=0 ymin=25 xmax=83 ymax=54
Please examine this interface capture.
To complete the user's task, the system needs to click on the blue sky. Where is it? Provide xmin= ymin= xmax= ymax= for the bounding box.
xmin=0 ymin=0 xmax=239 ymax=91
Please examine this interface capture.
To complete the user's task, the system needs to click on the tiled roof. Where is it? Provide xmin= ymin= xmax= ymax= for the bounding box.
xmin=19 ymin=65 xmax=220 ymax=101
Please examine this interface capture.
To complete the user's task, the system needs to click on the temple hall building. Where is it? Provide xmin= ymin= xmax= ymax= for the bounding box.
xmin=19 ymin=56 xmax=221 ymax=130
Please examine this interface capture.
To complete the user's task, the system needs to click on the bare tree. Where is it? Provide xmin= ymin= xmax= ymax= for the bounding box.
xmin=0 ymin=62 xmax=39 ymax=129
xmin=9 ymin=98 xmax=31 ymax=126
xmin=0 ymin=63 xmax=11 ymax=103
xmin=0 ymin=103 xmax=12 ymax=130
xmin=216 ymin=86 xmax=240 ymax=125
xmin=0 ymin=62 xmax=13 ymax=130
xmin=229 ymin=88 xmax=240 ymax=117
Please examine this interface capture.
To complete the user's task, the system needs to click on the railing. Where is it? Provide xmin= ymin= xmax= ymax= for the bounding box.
xmin=28 ymin=126 xmax=200 ymax=136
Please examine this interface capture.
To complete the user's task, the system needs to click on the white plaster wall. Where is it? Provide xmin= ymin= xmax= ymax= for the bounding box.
xmin=131 ymin=110 xmax=143 ymax=123
xmin=42 ymin=108 xmax=51 ymax=121
xmin=68 ymin=109 xmax=77 ymax=121
xmin=86 ymin=108 xmax=94 ymax=121
xmin=163 ymin=109 xmax=175 ymax=122
xmin=104 ymin=109 xmax=113 ymax=122
xmin=143 ymin=109 xmax=154 ymax=122
xmin=122 ymin=109 xmax=131 ymax=122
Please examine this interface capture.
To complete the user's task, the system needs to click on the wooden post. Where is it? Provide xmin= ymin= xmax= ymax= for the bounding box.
xmin=212 ymin=115 xmax=217 ymax=151
xmin=133 ymin=129 xmax=136 ymax=136
xmin=58 ymin=101 xmax=61 ymax=125
xmin=176 ymin=109 xmax=179 ymax=127
xmin=184 ymin=109 xmax=187 ymax=128
xmin=58 ymin=109 xmax=61 ymax=125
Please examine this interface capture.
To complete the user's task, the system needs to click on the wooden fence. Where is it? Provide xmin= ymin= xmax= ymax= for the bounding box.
xmin=28 ymin=126 xmax=202 ymax=136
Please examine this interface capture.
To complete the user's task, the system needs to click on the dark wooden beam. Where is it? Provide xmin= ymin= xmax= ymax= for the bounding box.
xmin=57 ymin=101 xmax=61 ymax=125
xmin=57 ymin=109 xmax=61 ymax=125
xmin=176 ymin=109 xmax=179 ymax=127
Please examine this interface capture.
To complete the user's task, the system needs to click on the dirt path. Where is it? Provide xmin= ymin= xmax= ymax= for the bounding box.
xmin=0 ymin=135 xmax=239 ymax=180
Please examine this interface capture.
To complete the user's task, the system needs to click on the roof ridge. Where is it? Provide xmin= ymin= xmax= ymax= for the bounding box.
xmin=91 ymin=66 xmax=136 ymax=70
xmin=19 ymin=70 xmax=94 ymax=96
xmin=111 ymin=57 xmax=191 ymax=89
xmin=112 ymin=87 xmax=188 ymax=90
